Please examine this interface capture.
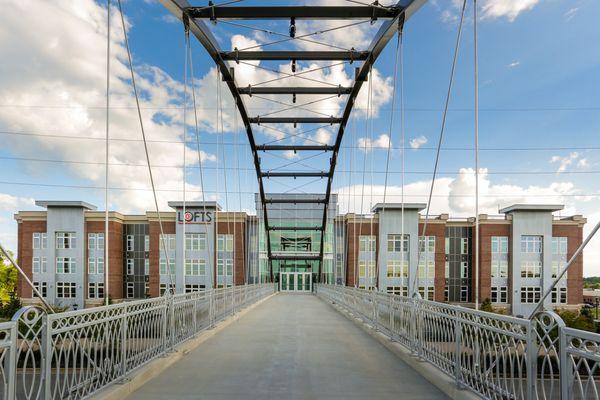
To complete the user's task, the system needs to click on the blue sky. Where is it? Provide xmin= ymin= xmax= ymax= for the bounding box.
xmin=0 ymin=0 xmax=599 ymax=274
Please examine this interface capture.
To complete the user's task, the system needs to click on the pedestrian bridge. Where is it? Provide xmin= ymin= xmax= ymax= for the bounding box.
xmin=3 ymin=284 xmax=599 ymax=400
xmin=125 ymin=294 xmax=447 ymax=400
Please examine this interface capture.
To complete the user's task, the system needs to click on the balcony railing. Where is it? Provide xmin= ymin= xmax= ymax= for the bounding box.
xmin=0 ymin=284 xmax=273 ymax=400
xmin=316 ymin=284 xmax=600 ymax=400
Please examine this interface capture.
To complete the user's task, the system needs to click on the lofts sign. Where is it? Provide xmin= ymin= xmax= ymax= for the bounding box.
xmin=177 ymin=209 xmax=213 ymax=224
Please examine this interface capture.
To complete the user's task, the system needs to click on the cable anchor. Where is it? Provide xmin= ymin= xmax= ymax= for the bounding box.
xmin=289 ymin=17 xmax=296 ymax=38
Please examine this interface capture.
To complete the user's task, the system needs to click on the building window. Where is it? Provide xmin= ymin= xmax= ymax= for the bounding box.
xmin=88 ymin=282 xmax=104 ymax=299
xmin=41 ymin=257 xmax=47 ymax=273
xmin=56 ymin=232 xmax=76 ymax=249
xmin=445 ymin=237 xmax=449 ymax=255
xmin=386 ymin=260 xmax=407 ymax=278
xmin=185 ymin=259 xmax=206 ymax=276
xmin=521 ymin=286 xmax=541 ymax=303
xmin=186 ymin=233 xmax=207 ymax=251
xmin=56 ymin=257 xmax=75 ymax=274
xmin=358 ymin=261 xmax=376 ymax=279
xmin=419 ymin=286 xmax=434 ymax=301
xmin=521 ymin=235 xmax=543 ymax=253
xmin=387 ymin=234 xmax=408 ymax=253
xmin=419 ymin=236 xmax=435 ymax=253
xmin=521 ymin=261 xmax=542 ymax=278
xmin=444 ymin=261 xmax=449 ymax=279
xmin=491 ymin=286 xmax=508 ymax=303
xmin=33 ymin=281 xmax=47 ymax=297
xmin=552 ymin=287 xmax=567 ymax=304
xmin=159 ymin=258 xmax=175 ymax=275
xmin=217 ymin=234 xmax=233 ymax=252
xmin=460 ymin=286 xmax=469 ymax=302
xmin=159 ymin=283 xmax=175 ymax=296
xmin=144 ymin=235 xmax=150 ymax=252
xmin=144 ymin=259 xmax=150 ymax=276
xmin=88 ymin=258 xmax=95 ymax=274
xmin=145 ymin=283 xmax=150 ymax=298
xmin=460 ymin=262 xmax=469 ymax=278
xmin=217 ymin=259 xmax=233 ymax=276
xmin=552 ymin=237 xmax=567 ymax=278
xmin=386 ymin=286 xmax=406 ymax=296
xmin=33 ymin=257 xmax=41 ymax=274
xmin=444 ymin=287 xmax=449 ymax=301
xmin=185 ymin=284 xmax=205 ymax=293
xmin=88 ymin=233 xmax=104 ymax=250
xmin=126 ymin=282 xmax=134 ymax=298
xmin=126 ymin=235 xmax=134 ymax=252
xmin=359 ymin=235 xmax=376 ymax=252
xmin=33 ymin=232 xmax=47 ymax=249
xmin=56 ymin=282 xmax=76 ymax=298
xmin=160 ymin=234 xmax=176 ymax=251
xmin=127 ymin=259 xmax=134 ymax=275
xmin=97 ymin=258 xmax=104 ymax=274
xmin=461 ymin=238 xmax=469 ymax=254
xmin=491 ymin=236 xmax=509 ymax=278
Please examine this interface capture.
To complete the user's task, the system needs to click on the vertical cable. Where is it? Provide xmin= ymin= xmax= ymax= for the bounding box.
xmin=104 ymin=0 xmax=111 ymax=306
xmin=182 ymin=24 xmax=188 ymax=296
xmin=474 ymin=0 xmax=480 ymax=310
xmin=400 ymin=29 xmax=406 ymax=297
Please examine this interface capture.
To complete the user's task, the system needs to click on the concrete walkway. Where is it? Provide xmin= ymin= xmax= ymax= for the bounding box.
xmin=127 ymin=294 xmax=449 ymax=400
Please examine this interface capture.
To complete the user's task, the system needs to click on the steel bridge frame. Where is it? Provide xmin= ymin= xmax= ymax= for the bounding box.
xmin=160 ymin=0 xmax=426 ymax=283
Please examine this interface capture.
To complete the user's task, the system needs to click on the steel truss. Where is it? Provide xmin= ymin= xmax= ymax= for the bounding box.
xmin=161 ymin=0 xmax=426 ymax=283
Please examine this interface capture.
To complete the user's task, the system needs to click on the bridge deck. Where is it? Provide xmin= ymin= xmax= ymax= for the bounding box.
xmin=127 ymin=294 xmax=448 ymax=400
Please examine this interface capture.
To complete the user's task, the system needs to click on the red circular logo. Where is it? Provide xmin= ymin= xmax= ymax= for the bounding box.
xmin=184 ymin=212 xmax=193 ymax=222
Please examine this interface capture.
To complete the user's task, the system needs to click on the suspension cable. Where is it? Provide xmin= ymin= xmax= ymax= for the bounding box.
xmin=117 ymin=0 xmax=175 ymax=294
xmin=412 ymin=0 xmax=467 ymax=296
xmin=104 ymin=0 xmax=111 ymax=306
xmin=474 ymin=0 xmax=480 ymax=309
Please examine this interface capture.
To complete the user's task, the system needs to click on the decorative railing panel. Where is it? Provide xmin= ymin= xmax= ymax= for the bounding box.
xmin=0 ymin=284 xmax=273 ymax=400
xmin=317 ymin=284 xmax=600 ymax=400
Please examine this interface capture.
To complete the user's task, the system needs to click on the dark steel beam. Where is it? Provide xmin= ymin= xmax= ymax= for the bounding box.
xmin=268 ymin=226 xmax=324 ymax=231
xmin=257 ymin=145 xmax=334 ymax=151
xmin=270 ymin=254 xmax=321 ymax=261
xmin=221 ymin=51 xmax=369 ymax=61
xmin=187 ymin=6 xmax=401 ymax=20
xmin=261 ymin=171 xmax=329 ymax=178
xmin=249 ymin=117 xmax=342 ymax=124
xmin=264 ymin=198 xmax=326 ymax=204
xmin=238 ymin=86 xmax=352 ymax=95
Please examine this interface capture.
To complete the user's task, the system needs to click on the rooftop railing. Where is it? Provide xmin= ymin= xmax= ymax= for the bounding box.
xmin=317 ymin=284 xmax=600 ymax=400
xmin=0 ymin=284 xmax=273 ymax=400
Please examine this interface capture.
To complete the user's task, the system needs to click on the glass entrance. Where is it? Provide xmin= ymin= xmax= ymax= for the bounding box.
xmin=279 ymin=272 xmax=312 ymax=292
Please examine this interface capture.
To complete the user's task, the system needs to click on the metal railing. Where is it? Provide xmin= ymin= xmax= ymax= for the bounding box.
xmin=0 ymin=283 xmax=273 ymax=400
xmin=316 ymin=284 xmax=600 ymax=400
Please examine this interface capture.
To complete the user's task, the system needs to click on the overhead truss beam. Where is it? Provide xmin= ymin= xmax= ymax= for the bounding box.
xmin=257 ymin=145 xmax=334 ymax=151
xmin=186 ymin=6 xmax=402 ymax=20
xmin=221 ymin=51 xmax=369 ymax=61
xmin=264 ymin=198 xmax=326 ymax=205
xmin=261 ymin=171 xmax=329 ymax=178
xmin=250 ymin=117 xmax=342 ymax=124
xmin=268 ymin=226 xmax=324 ymax=231
xmin=239 ymin=87 xmax=352 ymax=96
xmin=270 ymin=254 xmax=321 ymax=261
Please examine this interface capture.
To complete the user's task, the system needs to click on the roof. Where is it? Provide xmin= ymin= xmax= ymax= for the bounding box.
xmin=371 ymin=203 xmax=427 ymax=213
xmin=168 ymin=201 xmax=222 ymax=211
xmin=35 ymin=201 xmax=97 ymax=210
xmin=499 ymin=204 xmax=564 ymax=214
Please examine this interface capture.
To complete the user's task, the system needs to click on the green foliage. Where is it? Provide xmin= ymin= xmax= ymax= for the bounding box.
xmin=480 ymin=298 xmax=493 ymax=312
xmin=0 ymin=250 xmax=18 ymax=303
xmin=557 ymin=308 xmax=597 ymax=333
xmin=583 ymin=277 xmax=600 ymax=289
xmin=0 ymin=291 xmax=22 ymax=319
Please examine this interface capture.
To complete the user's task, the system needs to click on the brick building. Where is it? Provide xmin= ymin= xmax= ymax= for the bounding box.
xmin=14 ymin=198 xmax=585 ymax=316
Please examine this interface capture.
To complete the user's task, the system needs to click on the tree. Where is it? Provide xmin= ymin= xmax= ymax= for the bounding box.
xmin=0 ymin=249 xmax=18 ymax=303
xmin=480 ymin=298 xmax=493 ymax=312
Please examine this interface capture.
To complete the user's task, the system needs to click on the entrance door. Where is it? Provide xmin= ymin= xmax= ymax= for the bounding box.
xmin=279 ymin=272 xmax=312 ymax=292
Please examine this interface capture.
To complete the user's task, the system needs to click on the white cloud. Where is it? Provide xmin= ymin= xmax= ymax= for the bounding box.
xmin=160 ymin=14 xmax=179 ymax=24
xmin=409 ymin=135 xmax=428 ymax=149
xmin=550 ymin=152 xmax=589 ymax=173
xmin=507 ymin=61 xmax=520 ymax=68
xmin=480 ymin=0 xmax=540 ymax=21
xmin=564 ymin=7 xmax=579 ymax=22
xmin=357 ymin=134 xmax=391 ymax=152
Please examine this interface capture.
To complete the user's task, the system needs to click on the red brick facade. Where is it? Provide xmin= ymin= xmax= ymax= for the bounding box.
xmin=16 ymin=220 xmax=46 ymax=298
xmin=345 ymin=219 xmax=378 ymax=287
xmin=217 ymin=220 xmax=246 ymax=286
xmin=553 ymin=224 xmax=584 ymax=305
xmin=478 ymin=222 xmax=511 ymax=304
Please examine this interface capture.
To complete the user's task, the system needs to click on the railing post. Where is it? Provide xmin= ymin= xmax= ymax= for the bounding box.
xmin=526 ymin=319 xmax=536 ymax=400
xmin=121 ymin=304 xmax=128 ymax=376
xmin=169 ymin=295 xmax=175 ymax=349
xmin=372 ymin=290 xmax=377 ymax=328
xmin=41 ymin=313 xmax=52 ymax=400
xmin=193 ymin=296 xmax=198 ymax=334
xmin=559 ymin=326 xmax=570 ymax=399
xmin=454 ymin=313 xmax=462 ymax=388
xmin=162 ymin=297 xmax=168 ymax=351
xmin=389 ymin=295 xmax=395 ymax=342
xmin=209 ymin=290 xmax=215 ymax=328
xmin=5 ymin=322 xmax=16 ymax=400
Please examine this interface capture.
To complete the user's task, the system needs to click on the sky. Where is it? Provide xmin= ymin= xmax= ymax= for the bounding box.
xmin=0 ymin=0 xmax=599 ymax=274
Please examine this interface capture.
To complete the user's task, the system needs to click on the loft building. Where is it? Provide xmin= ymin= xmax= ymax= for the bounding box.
xmin=15 ymin=197 xmax=584 ymax=316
